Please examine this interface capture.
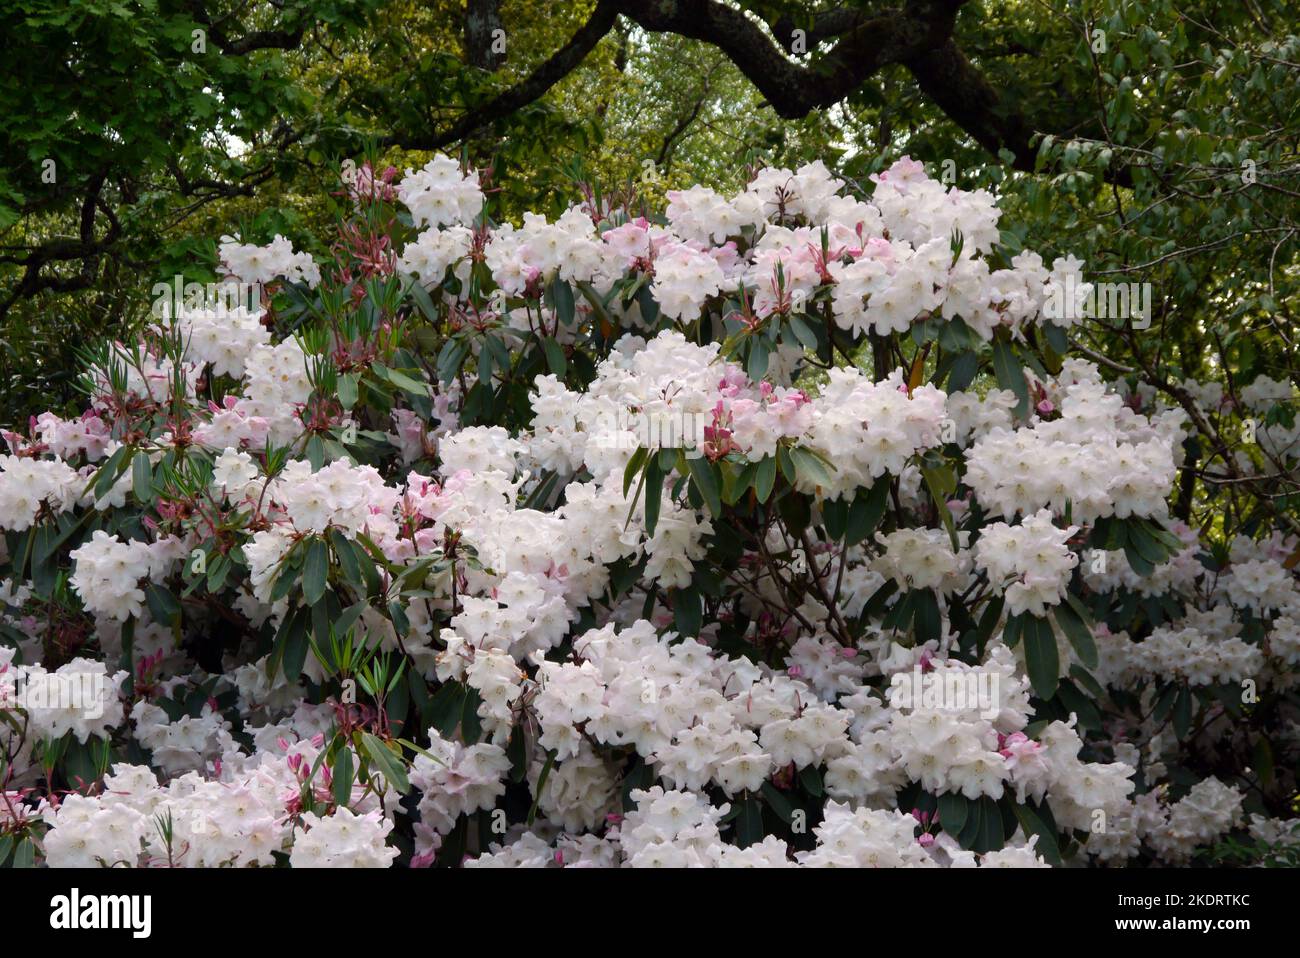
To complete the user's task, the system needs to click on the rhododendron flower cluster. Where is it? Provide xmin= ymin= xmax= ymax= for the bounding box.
xmin=0 ymin=154 xmax=1296 ymax=871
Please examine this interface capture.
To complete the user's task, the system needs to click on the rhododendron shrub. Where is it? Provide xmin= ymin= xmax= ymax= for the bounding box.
xmin=1 ymin=155 xmax=1297 ymax=868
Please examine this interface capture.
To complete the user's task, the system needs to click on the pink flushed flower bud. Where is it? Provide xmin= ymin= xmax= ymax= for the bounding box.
xmin=717 ymin=368 xmax=749 ymax=396
xmin=1036 ymin=399 xmax=1055 ymax=415
xmin=787 ymin=665 xmax=804 ymax=678
xmin=998 ymin=731 xmax=1038 ymax=759
xmin=918 ymin=832 xmax=936 ymax=848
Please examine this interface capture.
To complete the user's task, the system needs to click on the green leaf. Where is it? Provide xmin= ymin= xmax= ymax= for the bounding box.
xmin=882 ymin=590 xmax=917 ymax=633
xmin=821 ymin=497 xmax=848 ymax=540
xmin=305 ymin=435 xmax=326 ymax=471
xmin=89 ymin=444 xmax=130 ymax=502
xmin=686 ymin=455 xmax=722 ymax=518
xmin=427 ymin=681 xmax=467 ymax=738
xmin=407 ymin=279 xmax=440 ymax=322
xmin=746 ymin=336 xmax=769 ymax=380
xmin=282 ymin=614 xmax=310 ymax=683
xmin=1068 ymin=664 xmax=1105 ymax=699
xmin=991 ymin=333 xmax=1029 ymax=419
xmin=359 ymin=731 xmax=409 ymax=793
xmin=384 ymin=367 xmax=431 ymax=397
xmin=786 ymin=313 xmax=819 ymax=350
xmin=920 ymin=463 xmax=960 ymax=551
xmin=146 ymin=583 xmax=182 ymax=625
xmin=206 ymin=553 xmax=231 ymax=592
xmin=329 ymin=529 xmax=361 ymax=586
xmin=270 ymin=557 xmax=303 ymax=603
xmin=1122 ymin=540 xmax=1155 ymax=577
xmin=798 ymin=765 xmax=824 ymax=798
xmin=945 ymin=351 xmax=979 ymax=392
xmin=760 ymin=782 xmax=796 ymax=824
xmin=1056 ymin=680 xmax=1103 ymax=732
xmin=1151 ymin=683 xmax=1179 ymax=724
xmin=332 ymin=745 xmax=353 ymax=806
xmin=1003 ymin=610 xmax=1025 ymax=649
xmin=387 ymin=599 xmax=410 ymax=637
xmin=1054 ymin=600 xmax=1098 ymax=669
xmin=333 ymin=600 xmax=368 ymax=641
xmin=623 ymin=446 xmax=649 ymax=497
xmin=845 ymin=482 xmax=889 ymax=546
xmin=957 ymin=795 xmax=983 ymax=849
xmin=789 ymin=446 xmax=833 ymax=488
xmin=938 ymin=791 xmax=969 ymax=835
xmin=1124 ymin=518 xmax=1166 ymax=571
xmin=734 ymin=797 xmax=764 ymax=848
xmin=527 ymin=750 xmax=558 ymax=825
xmin=1010 ymin=800 xmax=1061 ymax=865
xmin=1022 ymin=615 xmax=1060 ymax=699
xmin=673 ymin=586 xmax=702 ymax=637
xmin=11 ymin=837 xmax=34 ymax=868
xmin=506 ymin=725 xmax=529 ymax=783
xmin=914 ymin=589 xmax=941 ymax=643
xmin=542 ymin=336 xmax=567 ymax=377
xmin=643 ymin=456 xmax=665 ymax=536
xmin=551 ymin=277 xmax=575 ymax=325
xmin=131 ymin=450 xmax=153 ymax=504
xmin=978 ymin=795 xmax=1005 ymax=853
xmin=436 ymin=338 xmax=469 ymax=384
xmin=338 ymin=372 xmax=359 ymax=410
xmin=754 ymin=456 xmax=777 ymax=502
xmin=303 ymin=538 xmax=329 ymax=607
xmin=777 ymin=444 xmax=796 ymax=484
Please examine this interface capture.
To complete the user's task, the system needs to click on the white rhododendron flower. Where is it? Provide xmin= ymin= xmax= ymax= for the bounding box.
xmin=0 ymin=154 xmax=1293 ymax=873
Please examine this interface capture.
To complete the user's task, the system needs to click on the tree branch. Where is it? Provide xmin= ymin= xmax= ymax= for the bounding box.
xmin=387 ymin=0 xmax=621 ymax=151
xmin=903 ymin=38 xmax=1040 ymax=171
xmin=184 ymin=2 xmax=310 ymax=55
xmin=616 ymin=0 xmax=966 ymax=119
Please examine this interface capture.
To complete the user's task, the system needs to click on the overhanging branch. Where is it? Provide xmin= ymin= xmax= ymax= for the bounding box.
xmin=387 ymin=0 xmax=621 ymax=151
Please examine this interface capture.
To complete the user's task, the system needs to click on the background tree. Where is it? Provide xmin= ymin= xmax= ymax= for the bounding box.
xmin=2 ymin=0 xmax=1297 ymax=441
